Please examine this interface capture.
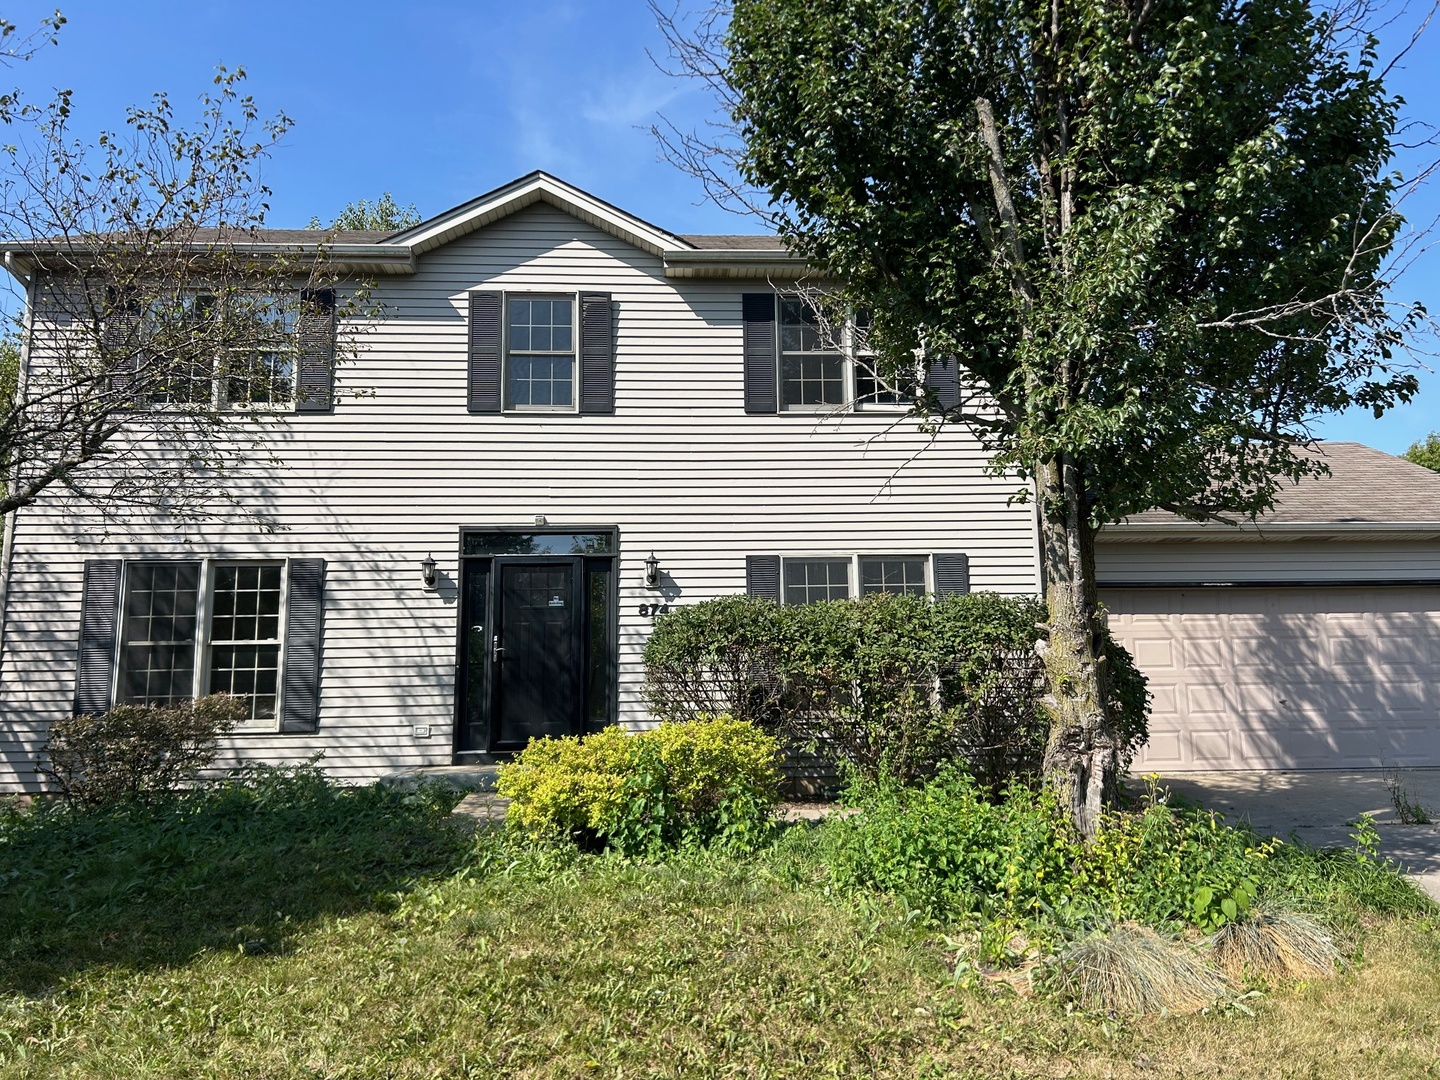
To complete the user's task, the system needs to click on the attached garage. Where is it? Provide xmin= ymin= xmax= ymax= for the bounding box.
xmin=1096 ymin=443 xmax=1440 ymax=772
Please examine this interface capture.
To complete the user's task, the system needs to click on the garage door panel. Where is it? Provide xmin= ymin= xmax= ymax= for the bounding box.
xmin=1101 ymin=585 xmax=1440 ymax=771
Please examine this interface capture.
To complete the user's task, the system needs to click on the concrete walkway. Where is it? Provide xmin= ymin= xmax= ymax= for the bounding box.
xmin=1141 ymin=770 xmax=1440 ymax=903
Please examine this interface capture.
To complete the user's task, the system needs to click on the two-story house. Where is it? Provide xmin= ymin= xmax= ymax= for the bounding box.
xmin=0 ymin=172 xmax=1041 ymax=790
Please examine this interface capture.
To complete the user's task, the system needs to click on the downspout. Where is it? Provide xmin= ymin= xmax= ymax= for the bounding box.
xmin=0 ymin=253 xmax=36 ymax=671
xmin=1032 ymin=473 xmax=1046 ymax=599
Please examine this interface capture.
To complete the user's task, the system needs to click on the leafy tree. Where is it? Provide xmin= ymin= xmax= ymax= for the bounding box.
xmin=307 ymin=192 xmax=420 ymax=232
xmin=0 ymin=23 xmax=353 ymax=523
xmin=1405 ymin=432 xmax=1440 ymax=472
xmin=655 ymin=0 xmax=1430 ymax=832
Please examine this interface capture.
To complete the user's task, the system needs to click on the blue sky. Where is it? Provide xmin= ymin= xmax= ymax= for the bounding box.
xmin=5 ymin=0 xmax=1436 ymax=454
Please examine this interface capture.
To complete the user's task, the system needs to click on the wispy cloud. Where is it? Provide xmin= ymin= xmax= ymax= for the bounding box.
xmin=580 ymin=73 xmax=684 ymax=128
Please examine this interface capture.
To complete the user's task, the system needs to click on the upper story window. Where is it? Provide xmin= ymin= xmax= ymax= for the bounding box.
xmin=506 ymin=295 xmax=575 ymax=411
xmin=745 ymin=294 xmax=917 ymax=415
xmin=779 ymin=298 xmax=845 ymax=411
xmin=125 ymin=291 xmax=302 ymax=410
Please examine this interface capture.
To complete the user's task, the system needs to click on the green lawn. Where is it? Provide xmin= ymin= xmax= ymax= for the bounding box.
xmin=3 ymin=774 xmax=1438 ymax=1079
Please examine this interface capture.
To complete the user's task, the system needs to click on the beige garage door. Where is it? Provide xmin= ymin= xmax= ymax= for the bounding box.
xmin=1100 ymin=586 xmax=1440 ymax=771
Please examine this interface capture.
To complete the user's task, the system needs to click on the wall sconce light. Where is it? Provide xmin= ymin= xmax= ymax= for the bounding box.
xmin=644 ymin=552 xmax=661 ymax=589
xmin=421 ymin=554 xmax=437 ymax=590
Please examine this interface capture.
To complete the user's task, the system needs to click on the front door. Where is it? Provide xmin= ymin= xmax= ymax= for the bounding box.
xmin=494 ymin=560 xmax=582 ymax=746
xmin=455 ymin=530 xmax=616 ymax=756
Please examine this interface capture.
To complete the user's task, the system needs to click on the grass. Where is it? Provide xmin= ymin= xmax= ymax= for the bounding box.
xmin=2 ymin=774 xmax=1438 ymax=1079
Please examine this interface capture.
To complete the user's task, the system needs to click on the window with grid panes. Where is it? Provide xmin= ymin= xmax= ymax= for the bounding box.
xmin=506 ymin=295 xmax=575 ymax=409
xmin=859 ymin=556 xmax=928 ymax=596
xmin=227 ymin=296 xmax=296 ymax=407
xmin=136 ymin=292 xmax=299 ymax=408
xmin=205 ymin=563 xmax=284 ymax=721
xmin=118 ymin=563 xmax=202 ymax=705
xmin=782 ymin=558 xmax=852 ymax=604
xmin=779 ymin=298 xmax=845 ymax=410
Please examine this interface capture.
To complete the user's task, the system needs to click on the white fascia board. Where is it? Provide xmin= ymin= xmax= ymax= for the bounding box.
xmin=384 ymin=172 xmax=691 ymax=258
xmin=662 ymin=248 xmax=806 ymax=279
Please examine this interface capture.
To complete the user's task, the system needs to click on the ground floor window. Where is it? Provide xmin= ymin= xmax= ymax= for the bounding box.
xmin=781 ymin=555 xmax=932 ymax=604
xmin=117 ymin=560 xmax=286 ymax=721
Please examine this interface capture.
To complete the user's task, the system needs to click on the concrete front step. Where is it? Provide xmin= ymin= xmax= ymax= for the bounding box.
xmin=378 ymin=764 xmax=503 ymax=794
xmin=448 ymin=791 xmax=511 ymax=833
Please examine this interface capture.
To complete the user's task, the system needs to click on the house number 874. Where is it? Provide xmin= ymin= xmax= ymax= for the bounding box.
xmin=638 ymin=603 xmax=671 ymax=616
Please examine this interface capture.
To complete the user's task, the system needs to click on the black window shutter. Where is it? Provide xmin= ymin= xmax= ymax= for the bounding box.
xmin=281 ymin=558 xmax=326 ymax=733
xmin=742 ymin=293 xmax=777 ymax=414
xmin=924 ymin=356 xmax=959 ymax=413
xmin=103 ymin=287 xmax=141 ymax=398
xmin=578 ymin=292 xmax=614 ymax=414
xmin=295 ymin=288 xmax=337 ymax=412
xmin=468 ymin=290 xmax=503 ymax=413
xmin=74 ymin=559 xmax=123 ymax=715
xmin=745 ymin=555 xmax=781 ymax=602
xmin=933 ymin=553 xmax=971 ymax=597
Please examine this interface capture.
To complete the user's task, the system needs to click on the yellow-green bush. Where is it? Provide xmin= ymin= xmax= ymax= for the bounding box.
xmin=496 ymin=717 xmax=781 ymax=854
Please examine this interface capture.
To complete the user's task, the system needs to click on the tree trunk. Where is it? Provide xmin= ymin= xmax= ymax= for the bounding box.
xmin=1038 ymin=452 xmax=1120 ymax=838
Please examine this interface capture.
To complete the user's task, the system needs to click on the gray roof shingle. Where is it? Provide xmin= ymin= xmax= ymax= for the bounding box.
xmin=1118 ymin=442 xmax=1440 ymax=527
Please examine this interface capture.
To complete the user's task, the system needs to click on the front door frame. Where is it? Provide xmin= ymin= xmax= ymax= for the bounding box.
xmin=452 ymin=525 xmax=619 ymax=760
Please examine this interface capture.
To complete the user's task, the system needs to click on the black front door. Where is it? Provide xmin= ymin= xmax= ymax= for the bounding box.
xmin=493 ymin=560 xmax=582 ymax=747
xmin=456 ymin=536 xmax=616 ymax=756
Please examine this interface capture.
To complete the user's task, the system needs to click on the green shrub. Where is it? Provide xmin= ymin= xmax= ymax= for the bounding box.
xmin=38 ymin=694 xmax=248 ymax=805
xmin=643 ymin=592 xmax=1149 ymax=787
xmin=496 ymin=718 xmax=782 ymax=855
xmin=825 ymin=770 xmax=1428 ymax=951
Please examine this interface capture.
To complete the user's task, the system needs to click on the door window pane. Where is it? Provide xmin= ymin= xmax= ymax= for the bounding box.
xmin=119 ymin=563 xmax=201 ymax=705
xmin=783 ymin=558 xmax=851 ymax=604
xmin=859 ymin=556 xmax=928 ymax=596
xmin=586 ymin=564 xmax=613 ymax=730
xmin=462 ymin=531 xmax=613 ymax=556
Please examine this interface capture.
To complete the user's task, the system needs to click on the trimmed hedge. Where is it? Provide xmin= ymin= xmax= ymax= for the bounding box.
xmin=642 ymin=593 xmax=1148 ymax=787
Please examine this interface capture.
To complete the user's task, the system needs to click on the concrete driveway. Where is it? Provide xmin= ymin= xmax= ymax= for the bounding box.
xmin=1141 ymin=770 xmax=1440 ymax=903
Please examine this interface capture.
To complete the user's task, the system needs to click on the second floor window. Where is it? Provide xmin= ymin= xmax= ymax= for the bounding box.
xmin=775 ymin=298 xmax=915 ymax=412
xmin=123 ymin=291 xmax=299 ymax=409
xmin=506 ymin=295 xmax=575 ymax=411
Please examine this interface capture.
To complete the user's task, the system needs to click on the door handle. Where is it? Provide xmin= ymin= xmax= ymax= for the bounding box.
xmin=492 ymin=634 xmax=504 ymax=663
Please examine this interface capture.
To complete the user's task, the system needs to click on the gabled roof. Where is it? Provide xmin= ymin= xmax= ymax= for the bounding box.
xmin=1 ymin=172 xmax=799 ymax=280
xmin=1103 ymin=442 xmax=1440 ymax=542
xmin=382 ymin=171 xmax=694 ymax=258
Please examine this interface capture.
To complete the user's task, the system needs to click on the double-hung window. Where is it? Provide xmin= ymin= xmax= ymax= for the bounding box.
xmin=780 ymin=555 xmax=932 ymax=604
xmin=779 ymin=298 xmax=846 ymax=411
xmin=117 ymin=560 xmax=286 ymax=722
xmin=506 ymin=295 xmax=576 ymax=411
xmin=122 ymin=290 xmax=317 ymax=410
xmin=767 ymin=296 xmax=917 ymax=412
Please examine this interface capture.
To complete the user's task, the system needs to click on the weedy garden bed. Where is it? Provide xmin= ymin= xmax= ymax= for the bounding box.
xmin=1 ymin=754 xmax=1436 ymax=1079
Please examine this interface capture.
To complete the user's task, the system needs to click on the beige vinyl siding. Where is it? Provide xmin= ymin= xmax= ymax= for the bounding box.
xmin=1096 ymin=539 xmax=1440 ymax=585
xmin=0 ymin=204 xmax=1040 ymax=791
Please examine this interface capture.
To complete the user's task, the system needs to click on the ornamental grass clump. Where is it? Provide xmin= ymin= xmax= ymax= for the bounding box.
xmin=496 ymin=717 xmax=781 ymax=855
xmin=1053 ymin=924 xmax=1230 ymax=1015
xmin=1211 ymin=906 xmax=1340 ymax=983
